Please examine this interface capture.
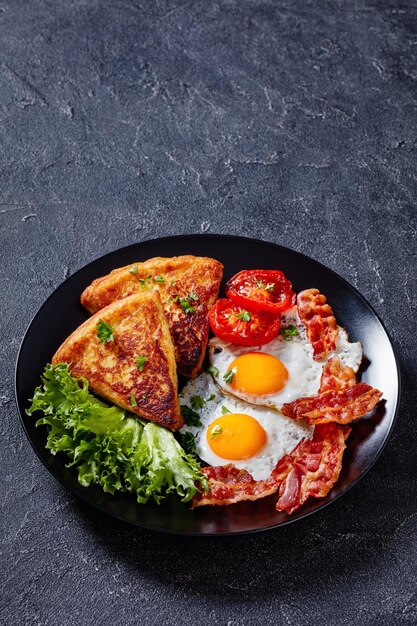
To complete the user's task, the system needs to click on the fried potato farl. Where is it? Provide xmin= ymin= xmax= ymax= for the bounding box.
xmin=52 ymin=291 xmax=183 ymax=430
xmin=80 ymin=255 xmax=223 ymax=378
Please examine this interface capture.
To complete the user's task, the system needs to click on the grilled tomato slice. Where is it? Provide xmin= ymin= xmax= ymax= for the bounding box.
xmin=226 ymin=269 xmax=296 ymax=314
xmin=208 ymin=298 xmax=281 ymax=346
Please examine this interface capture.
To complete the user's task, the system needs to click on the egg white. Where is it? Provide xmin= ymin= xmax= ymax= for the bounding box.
xmin=209 ymin=305 xmax=362 ymax=410
xmin=179 ymin=372 xmax=313 ymax=481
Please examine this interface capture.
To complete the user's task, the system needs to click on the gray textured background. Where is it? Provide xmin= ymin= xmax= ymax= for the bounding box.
xmin=1 ymin=0 xmax=417 ymax=624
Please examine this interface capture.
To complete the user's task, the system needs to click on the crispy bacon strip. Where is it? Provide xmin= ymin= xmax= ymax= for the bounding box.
xmin=192 ymin=424 xmax=350 ymax=513
xmin=297 ymin=288 xmax=338 ymax=360
xmin=282 ymin=382 xmax=382 ymax=426
xmin=191 ymin=465 xmax=279 ymax=508
xmin=319 ymin=356 xmax=356 ymax=392
xmin=274 ymin=423 xmax=349 ymax=514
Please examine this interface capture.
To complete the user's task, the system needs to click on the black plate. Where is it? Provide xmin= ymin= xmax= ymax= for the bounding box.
xmin=15 ymin=235 xmax=400 ymax=535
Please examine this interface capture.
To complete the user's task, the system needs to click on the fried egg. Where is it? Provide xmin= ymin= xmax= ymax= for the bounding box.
xmin=179 ymin=373 xmax=313 ymax=480
xmin=209 ymin=306 xmax=362 ymax=410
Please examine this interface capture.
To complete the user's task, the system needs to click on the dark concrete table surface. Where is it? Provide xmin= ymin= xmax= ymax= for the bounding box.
xmin=1 ymin=1 xmax=416 ymax=624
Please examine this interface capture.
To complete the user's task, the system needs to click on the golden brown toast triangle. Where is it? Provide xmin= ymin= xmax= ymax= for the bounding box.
xmin=80 ymin=255 xmax=223 ymax=378
xmin=52 ymin=291 xmax=183 ymax=430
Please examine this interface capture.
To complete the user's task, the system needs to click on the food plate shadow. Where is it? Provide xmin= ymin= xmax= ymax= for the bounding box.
xmin=72 ymin=492 xmax=399 ymax=601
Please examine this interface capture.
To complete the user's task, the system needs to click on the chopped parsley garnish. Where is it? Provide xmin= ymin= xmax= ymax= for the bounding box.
xmin=191 ymin=395 xmax=206 ymax=410
xmin=128 ymin=265 xmax=139 ymax=275
xmin=211 ymin=425 xmax=223 ymax=440
xmin=207 ymin=394 xmax=216 ymax=402
xmin=135 ymin=355 xmax=148 ymax=371
xmin=168 ymin=292 xmax=199 ymax=313
xmin=256 ymin=280 xmax=274 ymax=293
xmin=96 ymin=319 xmax=115 ymax=343
xmin=142 ymin=392 xmax=147 ymax=401
xmin=207 ymin=366 xmax=219 ymax=379
xmin=179 ymin=431 xmax=197 ymax=455
xmin=221 ymin=405 xmax=231 ymax=415
xmin=154 ymin=275 xmax=165 ymax=283
xmin=138 ymin=275 xmax=152 ymax=286
xmin=179 ymin=299 xmax=196 ymax=314
xmin=223 ymin=369 xmax=235 ymax=384
xmin=281 ymin=324 xmax=299 ymax=340
xmin=181 ymin=405 xmax=202 ymax=427
xmin=236 ymin=310 xmax=251 ymax=322
xmin=130 ymin=393 xmax=137 ymax=407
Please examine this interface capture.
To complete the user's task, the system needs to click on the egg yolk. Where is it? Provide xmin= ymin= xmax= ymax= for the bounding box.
xmin=207 ymin=413 xmax=267 ymax=460
xmin=227 ymin=352 xmax=288 ymax=395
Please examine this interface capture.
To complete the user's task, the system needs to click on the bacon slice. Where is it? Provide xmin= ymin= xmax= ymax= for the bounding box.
xmin=282 ymin=356 xmax=381 ymax=425
xmin=281 ymin=382 xmax=382 ymax=426
xmin=274 ymin=423 xmax=349 ymax=514
xmin=192 ymin=424 xmax=350 ymax=513
xmin=319 ymin=356 xmax=357 ymax=392
xmin=191 ymin=465 xmax=279 ymax=508
xmin=297 ymin=288 xmax=338 ymax=360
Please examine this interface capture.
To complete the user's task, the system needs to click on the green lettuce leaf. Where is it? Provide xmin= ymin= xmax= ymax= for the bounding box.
xmin=27 ymin=363 xmax=207 ymax=503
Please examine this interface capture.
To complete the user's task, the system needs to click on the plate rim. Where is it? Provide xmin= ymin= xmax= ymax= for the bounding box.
xmin=14 ymin=233 xmax=402 ymax=536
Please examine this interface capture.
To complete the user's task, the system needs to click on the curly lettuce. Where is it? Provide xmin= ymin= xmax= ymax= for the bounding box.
xmin=27 ymin=363 xmax=207 ymax=504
